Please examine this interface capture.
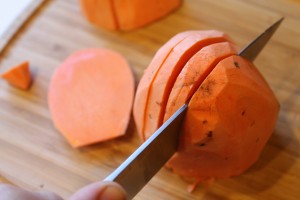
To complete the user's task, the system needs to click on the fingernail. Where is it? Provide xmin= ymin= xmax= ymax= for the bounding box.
xmin=99 ymin=186 xmax=126 ymax=200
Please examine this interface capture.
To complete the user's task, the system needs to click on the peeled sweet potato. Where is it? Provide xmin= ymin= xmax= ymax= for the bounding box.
xmin=48 ymin=48 xmax=134 ymax=148
xmin=1 ymin=61 xmax=32 ymax=90
xmin=80 ymin=0 xmax=181 ymax=31
xmin=133 ymin=31 xmax=279 ymax=182
xmin=135 ymin=30 xmax=233 ymax=140
xmin=134 ymin=31 xmax=189 ymax=141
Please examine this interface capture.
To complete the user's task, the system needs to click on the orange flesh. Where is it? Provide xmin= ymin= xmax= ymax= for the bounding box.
xmin=133 ymin=31 xmax=191 ymax=140
xmin=134 ymin=31 xmax=279 ymax=182
xmin=163 ymin=42 xmax=238 ymax=122
xmin=80 ymin=0 xmax=181 ymax=31
xmin=1 ymin=61 xmax=32 ymax=90
xmin=48 ymin=48 xmax=134 ymax=147
xmin=134 ymin=32 xmax=279 ymax=182
xmin=114 ymin=0 xmax=181 ymax=30
xmin=143 ymin=31 xmax=231 ymax=139
xmin=80 ymin=0 xmax=117 ymax=30
xmin=166 ymin=55 xmax=279 ymax=180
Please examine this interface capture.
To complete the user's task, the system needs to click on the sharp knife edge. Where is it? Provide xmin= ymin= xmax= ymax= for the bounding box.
xmin=105 ymin=104 xmax=188 ymax=200
xmin=238 ymin=17 xmax=283 ymax=61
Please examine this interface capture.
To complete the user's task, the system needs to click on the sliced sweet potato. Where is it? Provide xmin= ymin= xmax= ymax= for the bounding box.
xmin=114 ymin=0 xmax=181 ymax=30
xmin=1 ymin=61 xmax=32 ymax=90
xmin=80 ymin=0 xmax=181 ymax=31
xmin=133 ymin=31 xmax=191 ymax=140
xmin=166 ymin=55 xmax=279 ymax=181
xmin=80 ymin=0 xmax=117 ymax=30
xmin=133 ymin=30 xmax=279 ymax=182
xmin=48 ymin=48 xmax=134 ymax=147
xmin=163 ymin=42 xmax=238 ymax=122
xmin=143 ymin=31 xmax=231 ymax=139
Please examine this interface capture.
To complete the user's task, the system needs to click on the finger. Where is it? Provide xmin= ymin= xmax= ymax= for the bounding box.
xmin=69 ymin=181 xmax=127 ymax=200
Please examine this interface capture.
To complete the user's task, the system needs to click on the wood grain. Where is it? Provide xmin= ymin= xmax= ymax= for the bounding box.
xmin=0 ymin=0 xmax=299 ymax=199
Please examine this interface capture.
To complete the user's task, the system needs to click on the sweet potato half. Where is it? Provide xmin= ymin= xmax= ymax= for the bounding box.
xmin=133 ymin=31 xmax=279 ymax=182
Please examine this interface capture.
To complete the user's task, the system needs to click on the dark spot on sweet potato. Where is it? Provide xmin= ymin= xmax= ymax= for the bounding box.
xmin=149 ymin=114 xmax=152 ymax=119
xmin=234 ymin=61 xmax=240 ymax=68
xmin=207 ymin=131 xmax=213 ymax=138
xmin=196 ymin=131 xmax=213 ymax=147
xmin=202 ymin=120 xmax=208 ymax=124
xmin=241 ymin=110 xmax=246 ymax=116
xmin=183 ymin=81 xmax=194 ymax=87
xmin=197 ymin=143 xmax=206 ymax=147
xmin=251 ymin=121 xmax=255 ymax=127
xmin=225 ymin=157 xmax=229 ymax=160
xmin=155 ymin=101 xmax=161 ymax=106
xmin=200 ymin=79 xmax=216 ymax=96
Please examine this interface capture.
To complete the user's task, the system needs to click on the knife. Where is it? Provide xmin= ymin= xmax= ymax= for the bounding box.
xmin=104 ymin=17 xmax=283 ymax=199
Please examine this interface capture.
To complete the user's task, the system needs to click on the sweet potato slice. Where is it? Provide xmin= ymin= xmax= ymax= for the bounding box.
xmin=163 ymin=42 xmax=238 ymax=122
xmin=166 ymin=55 xmax=279 ymax=181
xmin=48 ymin=48 xmax=134 ymax=147
xmin=1 ymin=61 xmax=32 ymax=90
xmin=80 ymin=0 xmax=117 ymax=30
xmin=114 ymin=0 xmax=181 ymax=30
xmin=143 ymin=31 xmax=231 ymax=139
xmin=133 ymin=31 xmax=191 ymax=140
xmin=80 ymin=0 xmax=181 ymax=31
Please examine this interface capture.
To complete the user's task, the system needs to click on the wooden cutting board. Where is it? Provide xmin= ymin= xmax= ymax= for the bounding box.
xmin=0 ymin=0 xmax=299 ymax=199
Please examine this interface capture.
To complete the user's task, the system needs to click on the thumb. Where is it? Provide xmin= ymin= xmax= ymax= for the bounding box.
xmin=69 ymin=181 xmax=127 ymax=200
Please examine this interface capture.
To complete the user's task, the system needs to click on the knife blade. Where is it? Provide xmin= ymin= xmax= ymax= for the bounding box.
xmin=105 ymin=104 xmax=188 ymax=199
xmin=104 ymin=18 xmax=283 ymax=200
xmin=239 ymin=17 xmax=283 ymax=61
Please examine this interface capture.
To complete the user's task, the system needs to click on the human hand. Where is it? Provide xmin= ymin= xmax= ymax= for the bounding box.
xmin=0 ymin=181 xmax=127 ymax=200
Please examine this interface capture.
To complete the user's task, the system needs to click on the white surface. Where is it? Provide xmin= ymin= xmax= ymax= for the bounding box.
xmin=0 ymin=0 xmax=34 ymax=37
xmin=0 ymin=0 xmax=43 ymax=52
